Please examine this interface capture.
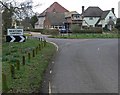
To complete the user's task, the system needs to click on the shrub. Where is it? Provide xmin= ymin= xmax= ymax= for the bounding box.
xmin=71 ymin=25 xmax=102 ymax=34
xmin=103 ymin=26 xmax=110 ymax=32
xmin=79 ymin=27 xmax=102 ymax=34
xmin=71 ymin=24 xmax=81 ymax=33
xmin=42 ymin=29 xmax=59 ymax=36
xmin=111 ymin=28 xmax=118 ymax=34
xmin=49 ymin=29 xmax=59 ymax=36
xmin=25 ymin=29 xmax=44 ymax=33
xmin=43 ymin=29 xmax=51 ymax=34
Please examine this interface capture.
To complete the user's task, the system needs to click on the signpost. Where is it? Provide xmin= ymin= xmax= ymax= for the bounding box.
xmin=7 ymin=29 xmax=23 ymax=36
xmin=6 ymin=29 xmax=26 ymax=42
xmin=6 ymin=36 xmax=26 ymax=42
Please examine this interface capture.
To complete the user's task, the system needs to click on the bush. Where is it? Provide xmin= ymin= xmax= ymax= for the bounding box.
xmin=43 ymin=29 xmax=59 ymax=36
xmin=79 ymin=27 xmax=102 ymax=34
xmin=111 ymin=28 xmax=118 ymax=34
xmin=71 ymin=25 xmax=102 ymax=34
xmin=25 ymin=29 xmax=44 ymax=33
xmin=71 ymin=24 xmax=81 ymax=33
xmin=42 ymin=29 xmax=51 ymax=34
xmin=103 ymin=26 xmax=110 ymax=32
xmin=50 ymin=29 xmax=59 ymax=36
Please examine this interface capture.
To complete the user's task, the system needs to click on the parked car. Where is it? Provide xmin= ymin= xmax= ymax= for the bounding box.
xmin=59 ymin=28 xmax=72 ymax=33
xmin=59 ymin=28 xmax=67 ymax=33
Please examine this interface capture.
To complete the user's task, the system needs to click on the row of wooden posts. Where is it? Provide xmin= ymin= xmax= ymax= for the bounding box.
xmin=2 ymin=37 xmax=47 ymax=92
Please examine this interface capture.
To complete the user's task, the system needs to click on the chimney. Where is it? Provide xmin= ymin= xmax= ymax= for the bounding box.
xmin=82 ymin=6 xmax=84 ymax=13
xmin=111 ymin=8 xmax=114 ymax=14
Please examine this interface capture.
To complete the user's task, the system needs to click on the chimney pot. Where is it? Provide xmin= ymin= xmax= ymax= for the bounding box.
xmin=82 ymin=6 xmax=84 ymax=13
xmin=111 ymin=8 xmax=114 ymax=14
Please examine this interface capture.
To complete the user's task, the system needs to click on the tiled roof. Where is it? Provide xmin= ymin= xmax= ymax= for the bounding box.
xmin=82 ymin=6 xmax=103 ymax=17
xmin=101 ymin=10 xmax=110 ymax=19
xmin=40 ymin=2 xmax=69 ymax=16
xmin=65 ymin=11 xmax=79 ymax=18
xmin=46 ymin=12 xmax=66 ymax=26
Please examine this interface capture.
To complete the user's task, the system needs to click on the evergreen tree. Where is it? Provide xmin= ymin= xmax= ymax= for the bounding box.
xmin=30 ymin=15 xmax=38 ymax=28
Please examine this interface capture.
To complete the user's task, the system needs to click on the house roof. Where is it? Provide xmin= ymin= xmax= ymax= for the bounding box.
xmin=65 ymin=11 xmax=79 ymax=18
xmin=40 ymin=2 xmax=69 ymax=16
xmin=101 ymin=10 xmax=110 ymax=19
xmin=82 ymin=6 xmax=103 ymax=17
xmin=46 ymin=13 xmax=66 ymax=26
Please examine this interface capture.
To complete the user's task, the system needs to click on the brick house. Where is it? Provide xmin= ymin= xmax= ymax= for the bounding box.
xmin=64 ymin=11 xmax=83 ymax=30
xmin=35 ymin=2 xmax=69 ymax=29
xmin=44 ymin=12 xmax=66 ymax=29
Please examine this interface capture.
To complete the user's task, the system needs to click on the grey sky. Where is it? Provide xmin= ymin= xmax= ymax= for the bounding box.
xmin=10 ymin=0 xmax=120 ymax=17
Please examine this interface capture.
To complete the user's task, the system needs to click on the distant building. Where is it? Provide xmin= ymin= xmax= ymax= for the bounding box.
xmin=35 ymin=2 xmax=117 ymax=31
xmin=65 ymin=11 xmax=83 ymax=29
xmin=81 ymin=6 xmax=117 ymax=30
xmin=35 ymin=2 xmax=69 ymax=29
xmin=44 ymin=12 xmax=66 ymax=29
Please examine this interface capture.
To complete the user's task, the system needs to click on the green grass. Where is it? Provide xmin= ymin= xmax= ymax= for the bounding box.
xmin=50 ymin=33 xmax=119 ymax=39
xmin=2 ymin=38 xmax=56 ymax=93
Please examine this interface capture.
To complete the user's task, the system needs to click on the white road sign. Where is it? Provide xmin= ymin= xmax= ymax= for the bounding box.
xmin=7 ymin=29 xmax=23 ymax=35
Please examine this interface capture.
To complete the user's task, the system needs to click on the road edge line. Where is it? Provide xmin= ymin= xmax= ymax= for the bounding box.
xmin=47 ymin=41 xmax=59 ymax=51
xmin=49 ymin=81 xmax=52 ymax=95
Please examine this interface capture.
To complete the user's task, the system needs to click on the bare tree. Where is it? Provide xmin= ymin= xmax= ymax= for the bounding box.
xmin=0 ymin=0 xmax=41 ymax=20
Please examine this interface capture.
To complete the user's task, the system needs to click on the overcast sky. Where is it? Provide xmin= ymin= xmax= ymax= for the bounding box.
xmin=16 ymin=0 xmax=120 ymax=17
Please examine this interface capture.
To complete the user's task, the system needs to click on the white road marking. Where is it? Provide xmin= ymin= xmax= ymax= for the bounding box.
xmin=50 ymin=70 xmax=52 ymax=74
xmin=49 ymin=81 xmax=52 ymax=94
xmin=52 ymin=61 xmax=54 ymax=64
xmin=47 ymin=41 xmax=59 ymax=51
xmin=98 ymin=48 xmax=100 ymax=51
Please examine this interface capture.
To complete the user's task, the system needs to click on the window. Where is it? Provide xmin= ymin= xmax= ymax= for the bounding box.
xmin=72 ymin=15 xmax=80 ymax=19
xmin=109 ymin=16 xmax=113 ymax=20
xmin=89 ymin=17 xmax=93 ymax=20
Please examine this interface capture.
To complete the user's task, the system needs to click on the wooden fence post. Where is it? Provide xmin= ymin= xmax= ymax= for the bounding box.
xmin=2 ymin=73 xmax=8 ymax=92
xmin=28 ymin=53 xmax=31 ymax=62
xmin=39 ymin=44 xmax=41 ymax=50
xmin=10 ymin=64 xmax=15 ymax=78
xmin=22 ymin=56 xmax=25 ymax=65
xmin=16 ymin=60 xmax=20 ymax=70
xmin=33 ymin=49 xmax=35 ymax=57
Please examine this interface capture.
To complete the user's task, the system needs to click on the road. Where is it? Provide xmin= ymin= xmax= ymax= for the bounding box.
xmin=31 ymin=33 xmax=118 ymax=93
xmin=46 ymin=38 xmax=118 ymax=93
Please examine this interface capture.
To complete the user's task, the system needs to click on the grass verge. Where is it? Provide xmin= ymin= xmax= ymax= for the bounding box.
xmin=49 ymin=33 xmax=119 ymax=39
xmin=2 ymin=38 xmax=56 ymax=93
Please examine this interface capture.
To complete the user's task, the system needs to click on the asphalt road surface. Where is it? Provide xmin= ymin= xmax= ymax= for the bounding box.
xmin=46 ymin=38 xmax=118 ymax=93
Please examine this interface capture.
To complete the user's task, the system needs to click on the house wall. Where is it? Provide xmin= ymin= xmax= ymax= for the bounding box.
xmin=98 ymin=11 xmax=117 ymax=28
xmin=83 ymin=17 xmax=100 ymax=27
xmin=82 ymin=20 xmax=89 ymax=27
xmin=66 ymin=17 xmax=72 ymax=23
xmin=104 ymin=11 xmax=117 ymax=27
xmin=35 ymin=17 xmax=45 ymax=29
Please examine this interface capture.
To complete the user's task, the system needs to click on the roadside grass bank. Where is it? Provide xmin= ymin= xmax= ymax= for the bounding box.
xmin=2 ymin=38 xmax=56 ymax=93
xmin=49 ymin=33 xmax=119 ymax=39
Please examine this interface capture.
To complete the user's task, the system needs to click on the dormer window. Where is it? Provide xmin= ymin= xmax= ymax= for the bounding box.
xmin=72 ymin=14 xmax=80 ymax=19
